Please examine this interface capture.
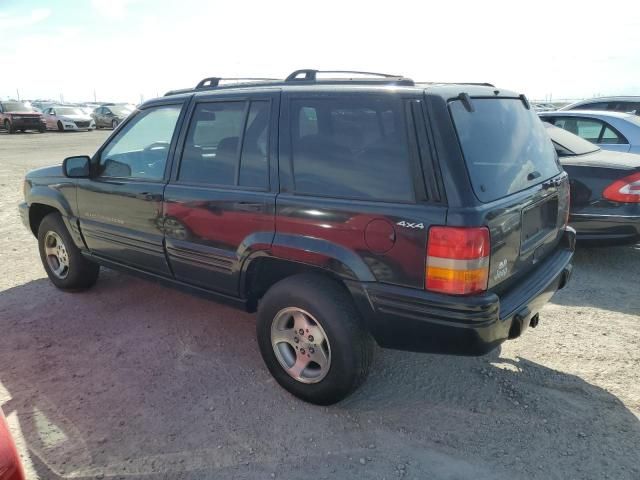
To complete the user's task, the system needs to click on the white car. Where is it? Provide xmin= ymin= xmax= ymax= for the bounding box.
xmin=42 ymin=106 xmax=96 ymax=131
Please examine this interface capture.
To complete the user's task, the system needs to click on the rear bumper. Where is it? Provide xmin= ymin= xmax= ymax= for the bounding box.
xmin=570 ymin=211 xmax=640 ymax=245
xmin=352 ymin=227 xmax=575 ymax=356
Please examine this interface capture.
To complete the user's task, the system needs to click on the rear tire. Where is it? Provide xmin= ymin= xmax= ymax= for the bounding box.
xmin=256 ymin=274 xmax=374 ymax=405
xmin=4 ymin=120 xmax=14 ymax=134
xmin=37 ymin=213 xmax=99 ymax=291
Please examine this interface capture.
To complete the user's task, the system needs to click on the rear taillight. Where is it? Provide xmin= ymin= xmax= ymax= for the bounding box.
xmin=603 ymin=172 xmax=640 ymax=203
xmin=426 ymin=226 xmax=490 ymax=295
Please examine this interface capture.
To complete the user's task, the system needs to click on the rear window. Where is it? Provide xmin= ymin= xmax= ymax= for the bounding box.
xmin=450 ymin=98 xmax=561 ymax=202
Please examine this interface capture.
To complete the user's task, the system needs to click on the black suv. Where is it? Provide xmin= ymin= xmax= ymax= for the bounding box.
xmin=19 ymin=70 xmax=575 ymax=404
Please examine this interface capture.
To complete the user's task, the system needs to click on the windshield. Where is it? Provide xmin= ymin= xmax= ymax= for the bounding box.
xmin=111 ymin=106 xmax=134 ymax=115
xmin=3 ymin=102 xmax=32 ymax=112
xmin=450 ymin=98 xmax=561 ymax=202
xmin=543 ymin=122 xmax=599 ymax=155
xmin=56 ymin=107 xmax=85 ymax=116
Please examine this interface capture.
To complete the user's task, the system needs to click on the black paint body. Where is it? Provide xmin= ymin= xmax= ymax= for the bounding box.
xmin=20 ymin=83 xmax=575 ymax=355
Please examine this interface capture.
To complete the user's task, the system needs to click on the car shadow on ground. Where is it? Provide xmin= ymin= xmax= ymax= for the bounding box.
xmin=550 ymin=243 xmax=640 ymax=315
xmin=0 ymin=266 xmax=638 ymax=479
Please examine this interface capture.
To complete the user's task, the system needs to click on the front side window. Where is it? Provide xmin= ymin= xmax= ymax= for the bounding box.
xmin=99 ymin=105 xmax=181 ymax=180
xmin=290 ymin=97 xmax=413 ymax=202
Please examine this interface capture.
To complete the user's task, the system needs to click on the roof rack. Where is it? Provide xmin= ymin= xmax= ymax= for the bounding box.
xmin=285 ymin=69 xmax=414 ymax=85
xmin=164 ymin=69 xmax=416 ymax=96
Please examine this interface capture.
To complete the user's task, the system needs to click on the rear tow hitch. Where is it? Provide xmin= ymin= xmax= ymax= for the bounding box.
xmin=509 ymin=310 xmax=539 ymax=339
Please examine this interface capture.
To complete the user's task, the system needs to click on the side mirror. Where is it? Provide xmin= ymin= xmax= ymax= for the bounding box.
xmin=63 ymin=155 xmax=91 ymax=178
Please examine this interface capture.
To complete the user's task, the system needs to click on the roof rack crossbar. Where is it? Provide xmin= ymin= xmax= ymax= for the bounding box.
xmin=285 ymin=69 xmax=412 ymax=84
xmin=416 ymin=81 xmax=495 ymax=87
xmin=196 ymin=77 xmax=222 ymax=89
xmin=194 ymin=77 xmax=279 ymax=90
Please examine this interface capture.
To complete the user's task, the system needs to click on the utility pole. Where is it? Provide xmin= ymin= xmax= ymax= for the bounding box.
xmin=16 ymin=89 xmax=20 ymax=100
xmin=94 ymin=88 xmax=97 ymax=103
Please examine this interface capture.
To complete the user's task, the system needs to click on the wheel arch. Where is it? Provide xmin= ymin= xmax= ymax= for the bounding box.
xmin=28 ymin=203 xmax=60 ymax=236
xmin=240 ymin=233 xmax=376 ymax=312
xmin=27 ymin=188 xmax=76 ymax=238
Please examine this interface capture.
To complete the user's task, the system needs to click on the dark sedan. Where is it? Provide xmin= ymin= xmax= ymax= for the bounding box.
xmin=544 ymin=122 xmax=640 ymax=245
xmin=91 ymin=104 xmax=134 ymax=129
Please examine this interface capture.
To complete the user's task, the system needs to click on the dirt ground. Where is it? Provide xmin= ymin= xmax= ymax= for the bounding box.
xmin=0 ymin=130 xmax=638 ymax=480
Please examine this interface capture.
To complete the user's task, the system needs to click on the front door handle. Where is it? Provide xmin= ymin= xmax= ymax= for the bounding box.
xmin=136 ymin=192 xmax=161 ymax=201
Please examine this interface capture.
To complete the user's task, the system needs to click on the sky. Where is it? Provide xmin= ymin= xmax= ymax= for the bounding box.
xmin=0 ymin=0 xmax=639 ymax=103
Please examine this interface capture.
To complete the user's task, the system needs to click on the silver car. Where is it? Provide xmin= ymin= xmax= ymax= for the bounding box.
xmin=538 ymin=110 xmax=640 ymax=154
xmin=559 ymin=96 xmax=640 ymax=115
xmin=42 ymin=106 xmax=96 ymax=131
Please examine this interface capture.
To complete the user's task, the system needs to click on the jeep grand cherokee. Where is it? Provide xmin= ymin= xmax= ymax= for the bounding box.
xmin=19 ymin=70 xmax=574 ymax=404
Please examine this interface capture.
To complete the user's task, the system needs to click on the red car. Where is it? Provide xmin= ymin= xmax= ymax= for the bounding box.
xmin=0 ymin=410 xmax=25 ymax=480
xmin=0 ymin=101 xmax=46 ymax=134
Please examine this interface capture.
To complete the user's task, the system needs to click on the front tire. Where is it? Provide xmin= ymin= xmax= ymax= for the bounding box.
xmin=111 ymin=119 xmax=119 ymax=129
xmin=257 ymin=274 xmax=374 ymax=405
xmin=4 ymin=120 xmax=14 ymax=134
xmin=57 ymin=121 xmax=64 ymax=132
xmin=38 ymin=213 xmax=99 ymax=291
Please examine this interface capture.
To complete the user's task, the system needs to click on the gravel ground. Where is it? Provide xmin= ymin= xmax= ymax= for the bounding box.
xmin=0 ymin=131 xmax=638 ymax=480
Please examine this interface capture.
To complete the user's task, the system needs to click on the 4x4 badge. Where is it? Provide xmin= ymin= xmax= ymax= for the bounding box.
xmin=396 ymin=221 xmax=424 ymax=229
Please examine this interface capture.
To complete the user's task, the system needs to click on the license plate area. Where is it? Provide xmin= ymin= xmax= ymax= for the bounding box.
xmin=521 ymin=195 xmax=558 ymax=253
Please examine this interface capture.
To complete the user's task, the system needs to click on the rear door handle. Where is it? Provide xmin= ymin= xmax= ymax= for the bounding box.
xmin=236 ymin=202 xmax=262 ymax=212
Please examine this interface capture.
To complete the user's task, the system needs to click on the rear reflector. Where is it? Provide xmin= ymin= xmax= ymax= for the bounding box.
xmin=603 ymin=172 xmax=640 ymax=203
xmin=426 ymin=226 xmax=490 ymax=295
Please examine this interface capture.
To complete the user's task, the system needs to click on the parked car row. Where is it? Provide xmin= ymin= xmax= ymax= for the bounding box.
xmin=0 ymin=100 xmax=135 ymax=133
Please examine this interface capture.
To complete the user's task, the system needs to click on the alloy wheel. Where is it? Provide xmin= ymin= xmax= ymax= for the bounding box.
xmin=44 ymin=231 xmax=70 ymax=279
xmin=271 ymin=307 xmax=331 ymax=384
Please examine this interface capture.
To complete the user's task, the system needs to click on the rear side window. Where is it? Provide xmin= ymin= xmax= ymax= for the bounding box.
xmin=290 ymin=97 xmax=413 ymax=202
xmin=239 ymin=101 xmax=270 ymax=188
xmin=601 ymin=126 xmax=626 ymax=144
xmin=578 ymin=102 xmax=609 ymax=110
xmin=450 ymin=98 xmax=560 ymax=203
xmin=553 ymin=117 xmax=602 ymax=142
xmin=179 ymin=100 xmax=271 ymax=188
